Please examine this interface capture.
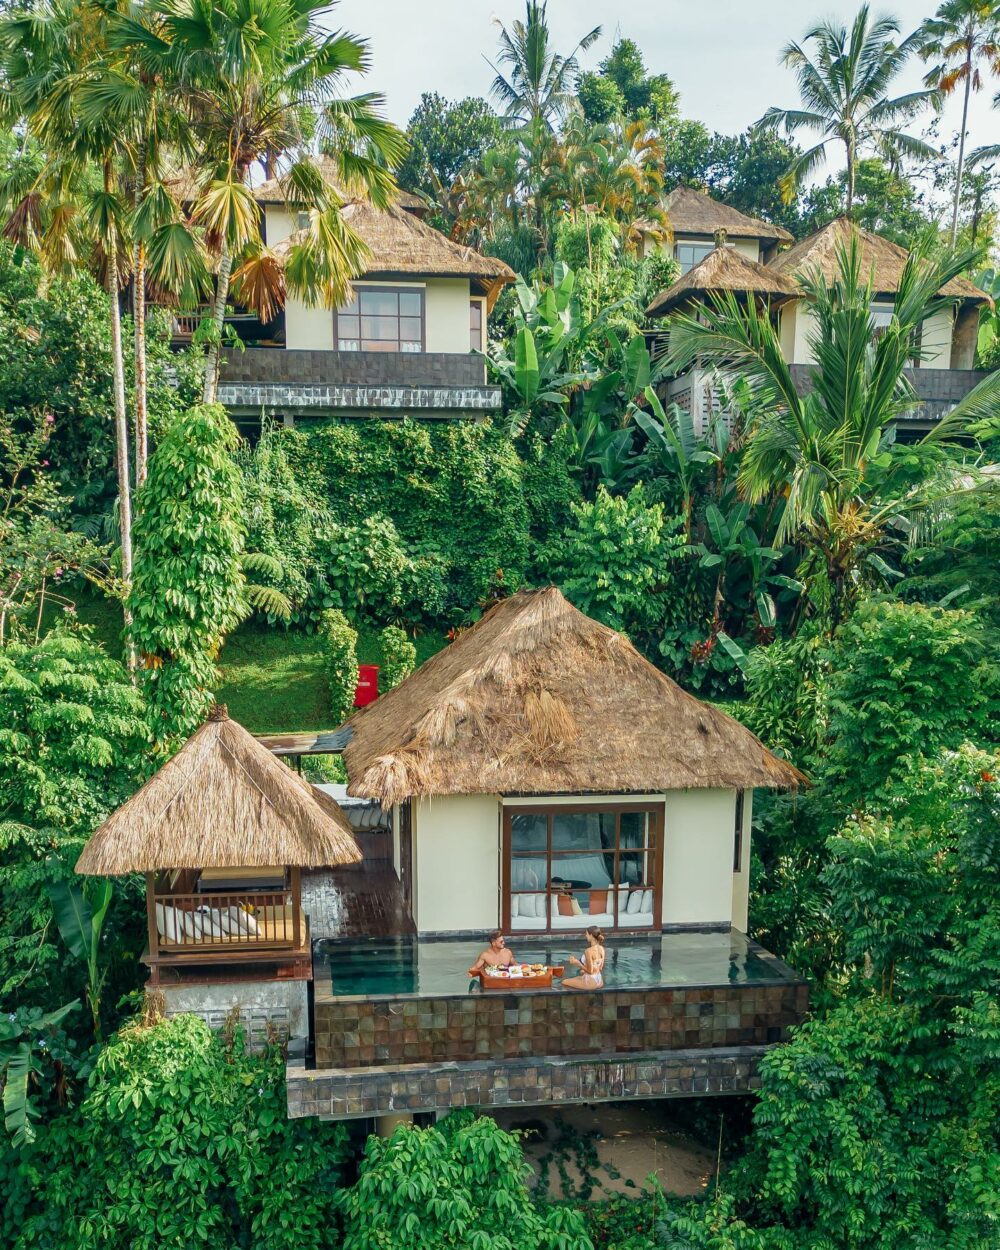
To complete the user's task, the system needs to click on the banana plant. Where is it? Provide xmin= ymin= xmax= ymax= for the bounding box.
xmin=631 ymin=386 xmax=719 ymax=536
xmin=47 ymin=879 xmax=112 ymax=1042
xmin=0 ymin=1001 xmax=79 ymax=1147
xmin=694 ymin=502 xmax=803 ymax=630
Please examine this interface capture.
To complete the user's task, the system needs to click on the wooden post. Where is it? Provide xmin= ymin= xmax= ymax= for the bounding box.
xmin=145 ymin=873 xmax=159 ymax=985
xmin=290 ymin=866 xmax=302 ymax=948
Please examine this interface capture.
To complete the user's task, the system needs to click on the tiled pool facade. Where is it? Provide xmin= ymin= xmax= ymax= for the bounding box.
xmin=311 ymin=932 xmax=807 ymax=1071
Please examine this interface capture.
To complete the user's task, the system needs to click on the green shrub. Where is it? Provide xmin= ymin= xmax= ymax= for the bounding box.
xmin=335 ymin=1110 xmax=593 ymax=1250
xmin=553 ymin=484 xmax=687 ymax=651
xmin=320 ymin=609 xmax=358 ymax=725
xmin=822 ymin=600 xmax=997 ymax=807
xmin=740 ymin=630 xmax=831 ymax=767
xmin=128 ymin=403 xmax=248 ymax=744
xmin=319 ymin=513 xmax=412 ymax=621
xmin=379 ymin=625 xmax=417 ymax=690
xmin=0 ymin=1014 xmax=349 ymax=1250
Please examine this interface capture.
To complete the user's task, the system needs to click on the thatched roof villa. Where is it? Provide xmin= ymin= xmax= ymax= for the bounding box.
xmin=341 ymin=587 xmax=801 ymax=938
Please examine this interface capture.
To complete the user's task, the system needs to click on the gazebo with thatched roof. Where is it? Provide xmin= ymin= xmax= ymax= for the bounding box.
xmin=341 ymin=588 xmax=803 ymax=938
xmin=77 ymin=706 xmax=360 ymax=982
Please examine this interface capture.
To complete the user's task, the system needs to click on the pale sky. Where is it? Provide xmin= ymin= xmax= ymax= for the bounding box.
xmin=337 ymin=0 xmax=998 ymax=183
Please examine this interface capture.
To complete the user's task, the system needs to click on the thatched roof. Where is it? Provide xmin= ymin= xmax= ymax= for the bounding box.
xmin=343 ymin=588 xmax=804 ymax=805
xmin=273 ymin=198 xmax=514 ymax=305
xmin=659 ymin=186 xmax=794 ymax=243
xmin=76 ymin=707 xmax=361 ymax=875
xmin=253 ymin=157 xmax=428 ymax=215
xmin=771 ymin=217 xmax=987 ymax=301
xmin=646 ymin=245 xmax=799 ymax=318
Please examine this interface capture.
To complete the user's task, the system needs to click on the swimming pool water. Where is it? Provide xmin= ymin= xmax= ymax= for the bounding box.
xmin=314 ymin=931 xmax=797 ymax=1000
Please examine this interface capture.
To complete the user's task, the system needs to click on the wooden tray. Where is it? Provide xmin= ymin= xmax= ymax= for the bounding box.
xmin=477 ymin=966 xmax=564 ymax=991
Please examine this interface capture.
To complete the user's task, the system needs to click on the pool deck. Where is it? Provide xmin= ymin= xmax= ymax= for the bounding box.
xmin=301 ymin=863 xmax=415 ymax=941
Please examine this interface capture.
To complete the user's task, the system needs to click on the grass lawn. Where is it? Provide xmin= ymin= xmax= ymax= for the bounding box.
xmin=65 ymin=588 xmax=448 ymax=735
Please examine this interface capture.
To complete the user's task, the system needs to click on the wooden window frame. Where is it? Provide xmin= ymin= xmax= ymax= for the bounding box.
xmin=733 ymin=790 xmax=745 ymax=873
xmin=501 ymin=801 xmax=664 ymax=934
xmin=334 ymin=284 xmax=426 ymax=353
xmin=470 ymin=297 xmax=485 ymax=352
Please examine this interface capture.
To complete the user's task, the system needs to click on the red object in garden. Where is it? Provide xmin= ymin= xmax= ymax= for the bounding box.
xmin=354 ymin=664 xmax=380 ymax=707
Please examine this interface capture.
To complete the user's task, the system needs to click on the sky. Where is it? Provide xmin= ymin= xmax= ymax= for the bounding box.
xmin=337 ymin=0 xmax=999 ymax=182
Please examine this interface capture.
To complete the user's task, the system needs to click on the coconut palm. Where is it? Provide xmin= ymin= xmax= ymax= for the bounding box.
xmin=917 ymin=1 xmax=1000 ymax=246
xmin=756 ymin=4 xmax=938 ymax=212
xmin=117 ymin=0 xmax=405 ymax=403
xmin=488 ymin=0 xmax=601 ymax=133
xmin=667 ymin=235 xmax=1000 ymax=625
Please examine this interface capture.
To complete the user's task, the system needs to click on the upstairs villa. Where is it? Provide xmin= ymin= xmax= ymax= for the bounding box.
xmin=206 ymin=159 xmax=515 ymax=424
xmin=639 ymin=184 xmax=794 ymax=272
xmin=646 ymin=198 xmax=990 ymax=434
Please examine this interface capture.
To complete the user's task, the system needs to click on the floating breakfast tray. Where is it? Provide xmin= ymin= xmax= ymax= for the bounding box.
xmin=477 ymin=966 xmax=564 ymax=991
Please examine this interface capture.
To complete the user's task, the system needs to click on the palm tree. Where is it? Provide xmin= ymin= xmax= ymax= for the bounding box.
xmin=756 ymin=3 xmax=938 ymax=212
xmin=667 ymin=235 xmax=1000 ymax=626
xmin=0 ymin=0 xmax=137 ymax=617
xmin=917 ymin=1 xmax=1000 ymax=246
xmin=488 ymin=1 xmax=601 ymax=133
xmin=118 ymin=0 xmax=405 ymax=404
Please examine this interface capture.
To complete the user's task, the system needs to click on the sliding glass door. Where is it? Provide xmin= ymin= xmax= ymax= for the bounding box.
xmin=502 ymin=802 xmax=663 ymax=933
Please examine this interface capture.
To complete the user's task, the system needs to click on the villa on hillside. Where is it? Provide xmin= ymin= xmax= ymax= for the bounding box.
xmin=638 ymin=184 xmax=794 ymax=272
xmin=645 ymin=198 xmax=991 ymax=436
xmin=76 ymin=588 xmax=809 ymax=1127
xmin=172 ymin=159 xmax=516 ymax=424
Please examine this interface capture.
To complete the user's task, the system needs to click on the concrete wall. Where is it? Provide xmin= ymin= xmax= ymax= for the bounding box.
xmin=731 ymin=790 xmax=753 ymax=932
xmin=413 ymin=795 xmax=500 ymax=932
xmin=662 ymin=789 xmax=738 ymax=926
xmin=157 ymin=979 xmax=309 ymax=1045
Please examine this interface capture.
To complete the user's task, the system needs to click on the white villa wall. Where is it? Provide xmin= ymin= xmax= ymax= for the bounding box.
xmin=644 ymin=233 xmax=762 ymax=264
xmin=424 ymin=278 xmax=474 ymax=353
xmin=780 ymin=297 xmax=955 ymax=369
xmin=921 ymin=307 xmax=953 ymax=369
xmin=260 ymin=209 xmax=475 ymax=355
xmin=412 ymin=795 xmax=500 ymax=933
xmin=413 ymin=790 xmax=744 ymax=933
xmin=731 ymin=790 xmax=753 ymax=933
xmin=661 ymin=789 xmax=738 ymax=926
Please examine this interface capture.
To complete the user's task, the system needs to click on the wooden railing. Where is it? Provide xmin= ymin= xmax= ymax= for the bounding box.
xmin=146 ymin=872 xmax=303 ymax=960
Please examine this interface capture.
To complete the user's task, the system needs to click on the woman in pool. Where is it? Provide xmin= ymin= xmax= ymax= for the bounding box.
xmin=561 ymin=927 xmax=605 ymax=990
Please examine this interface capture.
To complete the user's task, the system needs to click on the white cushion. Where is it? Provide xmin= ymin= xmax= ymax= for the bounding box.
xmin=181 ymin=910 xmax=204 ymax=939
xmin=195 ymin=907 xmax=227 ymax=939
xmin=533 ymin=893 xmax=547 ymax=918
xmin=626 ymin=890 xmax=643 ymax=915
xmin=510 ymin=896 xmax=520 ymax=918
xmin=518 ymin=894 xmax=535 ymax=918
xmin=227 ymin=905 xmax=259 ymax=935
xmin=155 ymin=903 xmax=183 ymax=943
xmin=641 ymin=888 xmax=654 ymax=913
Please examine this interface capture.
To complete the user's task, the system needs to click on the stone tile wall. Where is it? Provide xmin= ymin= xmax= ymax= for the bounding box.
xmin=313 ymin=982 xmax=808 ymax=1069
xmin=789 ymin=363 xmax=988 ymax=420
xmin=220 ymin=348 xmax=487 ymax=387
xmin=287 ymin=1046 xmax=771 ymax=1120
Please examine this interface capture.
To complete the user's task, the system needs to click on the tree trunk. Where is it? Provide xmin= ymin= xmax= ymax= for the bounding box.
xmin=950 ymin=62 xmax=973 ymax=248
xmin=201 ymin=244 xmax=233 ymax=405
xmin=845 ymin=139 xmax=856 ymax=216
xmin=107 ymin=242 xmax=135 ymax=665
xmin=133 ymin=243 xmax=148 ymax=485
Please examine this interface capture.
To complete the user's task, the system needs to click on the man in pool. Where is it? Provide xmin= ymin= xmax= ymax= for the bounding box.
xmin=468 ymin=930 xmax=516 ymax=976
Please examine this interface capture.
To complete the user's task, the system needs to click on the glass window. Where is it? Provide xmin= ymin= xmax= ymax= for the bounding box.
xmin=734 ymin=790 xmax=745 ymax=872
xmin=336 ymin=287 xmax=424 ymax=352
xmin=505 ymin=803 xmax=662 ymax=933
xmin=674 ymin=241 xmax=715 ymax=275
xmin=470 ymin=299 xmax=483 ymax=351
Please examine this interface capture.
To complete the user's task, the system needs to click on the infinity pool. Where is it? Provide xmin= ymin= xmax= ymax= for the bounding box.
xmin=313 ymin=931 xmax=799 ymax=1001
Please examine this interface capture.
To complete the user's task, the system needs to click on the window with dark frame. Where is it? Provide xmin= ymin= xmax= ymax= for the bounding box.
xmin=470 ymin=299 xmax=483 ymax=351
xmin=504 ymin=802 xmax=663 ymax=933
xmin=674 ymin=241 xmax=715 ymax=274
xmin=335 ymin=286 xmax=424 ymax=353
xmin=734 ymin=790 xmax=745 ymax=872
